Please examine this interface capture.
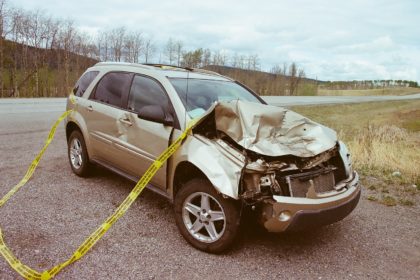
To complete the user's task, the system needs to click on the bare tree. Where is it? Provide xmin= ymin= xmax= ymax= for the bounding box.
xmin=165 ymin=38 xmax=176 ymax=65
xmin=0 ymin=0 xmax=9 ymax=97
xmin=109 ymin=26 xmax=125 ymax=61
xmin=270 ymin=63 xmax=288 ymax=95
xmin=212 ymin=50 xmax=227 ymax=66
xmin=202 ymin=48 xmax=211 ymax=67
xmin=97 ymin=30 xmax=110 ymax=61
xmin=175 ymin=40 xmax=183 ymax=66
xmin=124 ymin=30 xmax=143 ymax=63
xmin=247 ymin=54 xmax=260 ymax=71
xmin=8 ymin=7 xmax=26 ymax=97
xmin=58 ymin=20 xmax=76 ymax=94
xmin=288 ymin=62 xmax=305 ymax=95
xmin=25 ymin=10 xmax=52 ymax=96
xmin=143 ymin=37 xmax=155 ymax=63
xmin=231 ymin=53 xmax=247 ymax=69
xmin=0 ymin=1 xmax=315 ymax=98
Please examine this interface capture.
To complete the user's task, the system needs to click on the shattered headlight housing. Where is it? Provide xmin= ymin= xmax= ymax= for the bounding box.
xmin=338 ymin=141 xmax=353 ymax=178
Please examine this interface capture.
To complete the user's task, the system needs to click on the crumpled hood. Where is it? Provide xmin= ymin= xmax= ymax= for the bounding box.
xmin=193 ymin=100 xmax=337 ymax=157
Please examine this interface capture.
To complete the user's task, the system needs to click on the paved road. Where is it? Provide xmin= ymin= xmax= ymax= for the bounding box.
xmin=0 ymin=98 xmax=419 ymax=279
xmin=0 ymin=98 xmax=67 ymax=113
xmin=1 ymin=93 xmax=419 ymax=114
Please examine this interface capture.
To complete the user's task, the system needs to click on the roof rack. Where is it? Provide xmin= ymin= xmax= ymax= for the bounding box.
xmin=144 ymin=63 xmax=223 ymax=77
xmin=94 ymin=62 xmax=225 ymax=78
xmin=143 ymin=63 xmax=193 ymax=71
xmin=94 ymin=62 xmax=153 ymax=70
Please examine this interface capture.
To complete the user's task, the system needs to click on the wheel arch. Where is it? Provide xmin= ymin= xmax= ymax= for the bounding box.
xmin=66 ymin=121 xmax=82 ymax=141
xmin=173 ymin=161 xmax=208 ymax=197
xmin=65 ymin=119 xmax=93 ymax=159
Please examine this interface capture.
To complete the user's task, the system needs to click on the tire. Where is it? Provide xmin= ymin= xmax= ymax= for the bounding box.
xmin=68 ymin=130 xmax=91 ymax=177
xmin=174 ymin=178 xmax=241 ymax=253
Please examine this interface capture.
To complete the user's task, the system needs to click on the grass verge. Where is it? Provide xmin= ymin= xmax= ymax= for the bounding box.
xmin=291 ymin=100 xmax=420 ymax=206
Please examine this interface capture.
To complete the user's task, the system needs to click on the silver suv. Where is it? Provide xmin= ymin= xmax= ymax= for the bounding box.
xmin=66 ymin=62 xmax=360 ymax=253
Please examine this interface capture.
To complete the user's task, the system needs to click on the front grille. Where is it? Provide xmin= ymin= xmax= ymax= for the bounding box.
xmin=285 ymin=167 xmax=336 ymax=198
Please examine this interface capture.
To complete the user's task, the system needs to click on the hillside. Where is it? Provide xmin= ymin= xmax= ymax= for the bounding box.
xmin=0 ymin=39 xmax=417 ymax=98
xmin=1 ymin=39 xmax=98 ymax=98
xmin=203 ymin=65 xmax=318 ymax=96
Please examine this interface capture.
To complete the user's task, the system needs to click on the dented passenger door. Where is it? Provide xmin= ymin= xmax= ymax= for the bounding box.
xmin=84 ymin=71 xmax=133 ymax=166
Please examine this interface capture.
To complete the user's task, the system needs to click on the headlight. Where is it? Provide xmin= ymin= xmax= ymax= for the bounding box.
xmin=338 ymin=141 xmax=352 ymax=177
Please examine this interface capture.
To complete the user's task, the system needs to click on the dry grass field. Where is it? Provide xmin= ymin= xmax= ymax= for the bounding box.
xmin=292 ymin=100 xmax=420 ymax=206
xmin=318 ymin=87 xmax=420 ymax=96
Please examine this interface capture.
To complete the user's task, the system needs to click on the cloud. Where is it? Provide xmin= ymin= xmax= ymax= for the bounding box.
xmin=10 ymin=0 xmax=420 ymax=82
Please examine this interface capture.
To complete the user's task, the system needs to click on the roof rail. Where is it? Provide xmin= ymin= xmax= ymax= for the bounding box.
xmin=144 ymin=63 xmax=223 ymax=77
xmin=94 ymin=62 xmax=152 ymax=70
xmin=143 ymin=63 xmax=193 ymax=71
xmin=94 ymin=62 xmax=225 ymax=78
xmin=191 ymin=68 xmax=223 ymax=77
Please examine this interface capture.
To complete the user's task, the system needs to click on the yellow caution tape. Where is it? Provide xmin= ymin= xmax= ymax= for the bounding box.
xmin=0 ymin=97 xmax=195 ymax=279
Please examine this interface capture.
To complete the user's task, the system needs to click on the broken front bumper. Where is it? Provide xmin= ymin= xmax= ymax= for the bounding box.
xmin=262 ymin=171 xmax=360 ymax=232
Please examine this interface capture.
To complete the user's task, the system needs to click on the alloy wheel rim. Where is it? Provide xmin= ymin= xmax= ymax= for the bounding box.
xmin=182 ymin=192 xmax=226 ymax=243
xmin=70 ymin=138 xmax=83 ymax=169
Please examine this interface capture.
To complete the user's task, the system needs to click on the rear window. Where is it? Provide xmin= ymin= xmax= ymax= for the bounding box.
xmin=90 ymin=72 xmax=132 ymax=108
xmin=73 ymin=71 xmax=99 ymax=97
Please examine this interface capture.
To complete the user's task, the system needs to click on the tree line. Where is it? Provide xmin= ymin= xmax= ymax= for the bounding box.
xmin=0 ymin=0 xmax=309 ymax=97
xmin=320 ymin=80 xmax=418 ymax=90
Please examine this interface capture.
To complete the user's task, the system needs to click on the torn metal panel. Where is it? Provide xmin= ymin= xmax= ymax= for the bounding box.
xmin=193 ymin=100 xmax=337 ymax=157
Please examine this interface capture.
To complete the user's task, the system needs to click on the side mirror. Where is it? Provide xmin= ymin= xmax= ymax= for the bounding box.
xmin=137 ymin=105 xmax=174 ymax=126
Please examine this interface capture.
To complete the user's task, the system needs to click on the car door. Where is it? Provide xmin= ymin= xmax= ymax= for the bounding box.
xmin=112 ymin=74 xmax=176 ymax=189
xmin=82 ymin=71 xmax=133 ymax=166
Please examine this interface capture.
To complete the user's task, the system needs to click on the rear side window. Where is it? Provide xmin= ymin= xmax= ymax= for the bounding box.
xmin=73 ymin=71 xmax=99 ymax=97
xmin=91 ymin=72 xmax=132 ymax=108
xmin=128 ymin=75 xmax=169 ymax=112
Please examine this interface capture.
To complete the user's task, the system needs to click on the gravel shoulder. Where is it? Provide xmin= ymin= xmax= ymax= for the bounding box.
xmin=0 ymin=111 xmax=419 ymax=279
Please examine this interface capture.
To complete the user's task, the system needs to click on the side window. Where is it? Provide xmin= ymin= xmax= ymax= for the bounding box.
xmin=73 ymin=71 xmax=99 ymax=97
xmin=128 ymin=75 xmax=169 ymax=112
xmin=91 ymin=72 xmax=132 ymax=108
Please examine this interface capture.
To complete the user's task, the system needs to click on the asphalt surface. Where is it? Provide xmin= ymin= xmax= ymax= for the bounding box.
xmin=0 ymin=99 xmax=419 ymax=279
xmin=1 ymin=92 xmax=419 ymax=112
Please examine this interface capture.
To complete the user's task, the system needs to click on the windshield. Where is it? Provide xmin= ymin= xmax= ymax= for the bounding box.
xmin=169 ymin=78 xmax=262 ymax=118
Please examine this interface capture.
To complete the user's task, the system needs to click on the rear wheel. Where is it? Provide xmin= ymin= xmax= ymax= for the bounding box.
xmin=174 ymin=178 xmax=241 ymax=253
xmin=68 ymin=130 xmax=91 ymax=177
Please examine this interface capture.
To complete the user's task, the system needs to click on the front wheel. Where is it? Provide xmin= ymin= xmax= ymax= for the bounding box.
xmin=174 ymin=178 xmax=241 ymax=253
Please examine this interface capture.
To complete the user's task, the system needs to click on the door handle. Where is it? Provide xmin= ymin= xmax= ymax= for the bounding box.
xmin=87 ymin=105 xmax=93 ymax=112
xmin=119 ymin=118 xmax=132 ymax=126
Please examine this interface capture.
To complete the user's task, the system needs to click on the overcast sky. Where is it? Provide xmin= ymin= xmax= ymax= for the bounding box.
xmin=12 ymin=0 xmax=420 ymax=82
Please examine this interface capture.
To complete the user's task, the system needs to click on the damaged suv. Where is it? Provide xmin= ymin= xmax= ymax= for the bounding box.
xmin=66 ymin=62 xmax=360 ymax=253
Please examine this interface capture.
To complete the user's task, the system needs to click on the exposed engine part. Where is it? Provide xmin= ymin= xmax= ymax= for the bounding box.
xmin=246 ymin=159 xmax=269 ymax=173
xmin=238 ymin=144 xmax=348 ymax=203
xmin=245 ymin=158 xmax=288 ymax=173
xmin=241 ymin=160 xmax=286 ymax=203
xmin=279 ymin=166 xmax=337 ymax=198
xmin=296 ymin=147 xmax=337 ymax=170
xmin=260 ymin=174 xmax=282 ymax=194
